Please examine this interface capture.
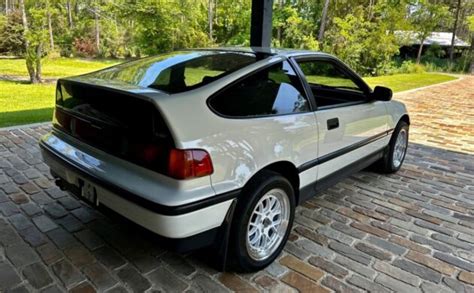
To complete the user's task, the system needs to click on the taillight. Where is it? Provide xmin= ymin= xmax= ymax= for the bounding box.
xmin=168 ymin=149 xmax=213 ymax=179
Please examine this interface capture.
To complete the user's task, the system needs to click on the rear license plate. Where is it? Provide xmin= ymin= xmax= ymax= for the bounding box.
xmin=79 ymin=179 xmax=97 ymax=205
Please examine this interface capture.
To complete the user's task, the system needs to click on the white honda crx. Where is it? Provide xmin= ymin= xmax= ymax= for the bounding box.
xmin=40 ymin=48 xmax=409 ymax=272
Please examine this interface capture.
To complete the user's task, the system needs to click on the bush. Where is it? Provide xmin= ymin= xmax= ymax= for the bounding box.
xmin=0 ymin=12 xmax=25 ymax=56
xmin=420 ymin=55 xmax=472 ymax=73
xmin=398 ymin=60 xmax=426 ymax=74
xmin=72 ymin=38 xmax=97 ymax=57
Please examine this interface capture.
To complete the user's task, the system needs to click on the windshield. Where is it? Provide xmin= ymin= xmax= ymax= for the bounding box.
xmin=90 ymin=50 xmax=257 ymax=93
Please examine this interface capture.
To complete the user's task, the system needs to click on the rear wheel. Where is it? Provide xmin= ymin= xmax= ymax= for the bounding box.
xmin=227 ymin=171 xmax=295 ymax=272
xmin=377 ymin=121 xmax=409 ymax=173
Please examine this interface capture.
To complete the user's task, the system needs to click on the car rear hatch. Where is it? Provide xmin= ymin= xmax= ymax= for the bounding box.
xmin=54 ymin=78 xmax=174 ymax=175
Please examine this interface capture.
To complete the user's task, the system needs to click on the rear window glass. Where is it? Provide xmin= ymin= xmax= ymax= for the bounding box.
xmin=90 ymin=51 xmax=256 ymax=94
xmin=208 ymin=61 xmax=310 ymax=117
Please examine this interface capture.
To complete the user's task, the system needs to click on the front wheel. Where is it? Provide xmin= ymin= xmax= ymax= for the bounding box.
xmin=377 ymin=121 xmax=409 ymax=173
xmin=227 ymin=171 xmax=295 ymax=272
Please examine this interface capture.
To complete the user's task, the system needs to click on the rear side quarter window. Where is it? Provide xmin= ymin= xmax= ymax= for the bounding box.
xmin=208 ymin=61 xmax=310 ymax=118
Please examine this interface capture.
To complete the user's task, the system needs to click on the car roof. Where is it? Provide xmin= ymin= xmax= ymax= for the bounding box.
xmin=190 ymin=47 xmax=334 ymax=58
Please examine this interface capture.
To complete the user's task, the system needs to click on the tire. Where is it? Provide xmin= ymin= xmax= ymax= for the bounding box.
xmin=376 ymin=121 xmax=409 ymax=173
xmin=227 ymin=170 xmax=295 ymax=272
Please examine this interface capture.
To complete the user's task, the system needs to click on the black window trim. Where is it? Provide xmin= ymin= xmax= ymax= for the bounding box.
xmin=291 ymin=55 xmax=373 ymax=111
xmin=206 ymin=57 xmax=316 ymax=120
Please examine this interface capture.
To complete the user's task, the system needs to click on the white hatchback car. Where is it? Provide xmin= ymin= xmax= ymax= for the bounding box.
xmin=40 ymin=48 xmax=409 ymax=272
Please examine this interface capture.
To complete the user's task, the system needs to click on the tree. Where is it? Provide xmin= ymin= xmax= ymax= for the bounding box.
xmin=410 ymin=1 xmax=451 ymax=64
xmin=19 ymin=0 xmax=35 ymax=82
xmin=467 ymin=15 xmax=474 ymax=73
xmin=46 ymin=0 xmax=56 ymax=50
xmin=318 ymin=0 xmax=329 ymax=42
xmin=19 ymin=0 xmax=48 ymax=83
xmin=323 ymin=5 xmax=400 ymax=75
xmin=124 ymin=0 xmax=211 ymax=54
xmin=93 ymin=5 xmax=99 ymax=54
xmin=66 ymin=0 xmax=73 ymax=29
xmin=3 ymin=0 xmax=472 ymax=75
xmin=214 ymin=0 xmax=252 ymax=45
xmin=450 ymin=0 xmax=462 ymax=61
xmin=0 ymin=11 xmax=25 ymax=55
xmin=208 ymin=0 xmax=214 ymax=40
xmin=273 ymin=4 xmax=318 ymax=49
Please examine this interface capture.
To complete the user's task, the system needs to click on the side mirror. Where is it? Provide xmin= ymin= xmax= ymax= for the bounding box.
xmin=371 ymin=86 xmax=392 ymax=101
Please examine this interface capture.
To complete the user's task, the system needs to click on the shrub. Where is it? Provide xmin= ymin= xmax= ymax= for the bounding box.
xmin=420 ymin=55 xmax=472 ymax=73
xmin=72 ymin=38 xmax=97 ymax=57
xmin=398 ymin=60 xmax=426 ymax=74
xmin=0 ymin=11 xmax=25 ymax=56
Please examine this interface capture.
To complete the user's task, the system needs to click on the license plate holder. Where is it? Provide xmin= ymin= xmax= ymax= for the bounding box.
xmin=78 ymin=179 xmax=97 ymax=205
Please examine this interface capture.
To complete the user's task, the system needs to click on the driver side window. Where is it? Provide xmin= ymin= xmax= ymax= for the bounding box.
xmin=297 ymin=60 xmax=367 ymax=108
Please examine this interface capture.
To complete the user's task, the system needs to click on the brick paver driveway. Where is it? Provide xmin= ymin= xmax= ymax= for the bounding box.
xmin=1 ymin=76 xmax=473 ymax=292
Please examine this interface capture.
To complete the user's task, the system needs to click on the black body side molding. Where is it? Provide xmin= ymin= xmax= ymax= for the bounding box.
xmin=298 ymin=147 xmax=387 ymax=204
xmin=297 ymin=129 xmax=393 ymax=173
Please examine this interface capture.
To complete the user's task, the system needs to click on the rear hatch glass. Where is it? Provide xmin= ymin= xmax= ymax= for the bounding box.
xmin=88 ymin=50 xmax=256 ymax=93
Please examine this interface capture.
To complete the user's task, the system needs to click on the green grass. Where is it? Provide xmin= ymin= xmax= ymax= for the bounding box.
xmin=0 ymin=57 xmax=120 ymax=127
xmin=0 ymin=80 xmax=55 ymax=127
xmin=0 ymin=57 xmax=119 ymax=78
xmin=364 ymin=73 xmax=457 ymax=93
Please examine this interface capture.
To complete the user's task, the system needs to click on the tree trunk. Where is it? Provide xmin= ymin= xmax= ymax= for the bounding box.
xmin=277 ymin=0 xmax=283 ymax=45
xmin=19 ymin=0 xmax=37 ymax=83
xmin=35 ymin=43 xmax=43 ymax=82
xmin=214 ymin=0 xmax=217 ymax=25
xmin=5 ymin=0 xmax=8 ymax=14
xmin=19 ymin=0 xmax=28 ymax=45
xmin=67 ymin=0 xmax=73 ymax=29
xmin=318 ymin=0 xmax=330 ymax=43
xmin=47 ymin=10 xmax=54 ymax=50
xmin=416 ymin=41 xmax=424 ymax=64
xmin=469 ymin=35 xmax=474 ymax=74
xmin=208 ymin=0 xmax=213 ymax=40
xmin=449 ymin=0 xmax=461 ymax=61
xmin=94 ymin=7 xmax=100 ymax=55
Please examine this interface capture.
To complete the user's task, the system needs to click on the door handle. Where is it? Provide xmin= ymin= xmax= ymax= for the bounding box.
xmin=327 ymin=118 xmax=339 ymax=130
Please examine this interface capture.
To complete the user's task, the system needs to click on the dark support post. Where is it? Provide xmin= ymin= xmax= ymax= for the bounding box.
xmin=250 ymin=0 xmax=273 ymax=47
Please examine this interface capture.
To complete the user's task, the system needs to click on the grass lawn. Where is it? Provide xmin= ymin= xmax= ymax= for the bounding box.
xmin=0 ymin=81 xmax=55 ymax=127
xmin=364 ymin=73 xmax=457 ymax=92
xmin=0 ymin=56 xmax=458 ymax=128
xmin=0 ymin=57 xmax=119 ymax=78
xmin=0 ymin=58 xmax=119 ymax=127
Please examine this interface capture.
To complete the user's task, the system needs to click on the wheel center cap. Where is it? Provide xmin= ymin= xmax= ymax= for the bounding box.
xmin=263 ymin=218 xmax=271 ymax=227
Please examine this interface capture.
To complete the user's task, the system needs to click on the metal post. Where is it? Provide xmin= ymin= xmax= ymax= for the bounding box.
xmin=250 ymin=0 xmax=273 ymax=48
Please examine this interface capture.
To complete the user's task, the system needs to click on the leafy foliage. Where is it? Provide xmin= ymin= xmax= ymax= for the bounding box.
xmin=1 ymin=0 xmax=473 ymax=77
xmin=0 ymin=11 xmax=25 ymax=55
xmin=323 ymin=6 xmax=400 ymax=75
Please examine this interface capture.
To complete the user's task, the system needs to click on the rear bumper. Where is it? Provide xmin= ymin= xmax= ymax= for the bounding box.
xmin=39 ymin=132 xmax=239 ymax=240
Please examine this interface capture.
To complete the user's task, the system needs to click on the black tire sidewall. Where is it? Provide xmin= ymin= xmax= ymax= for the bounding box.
xmin=230 ymin=172 xmax=295 ymax=272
